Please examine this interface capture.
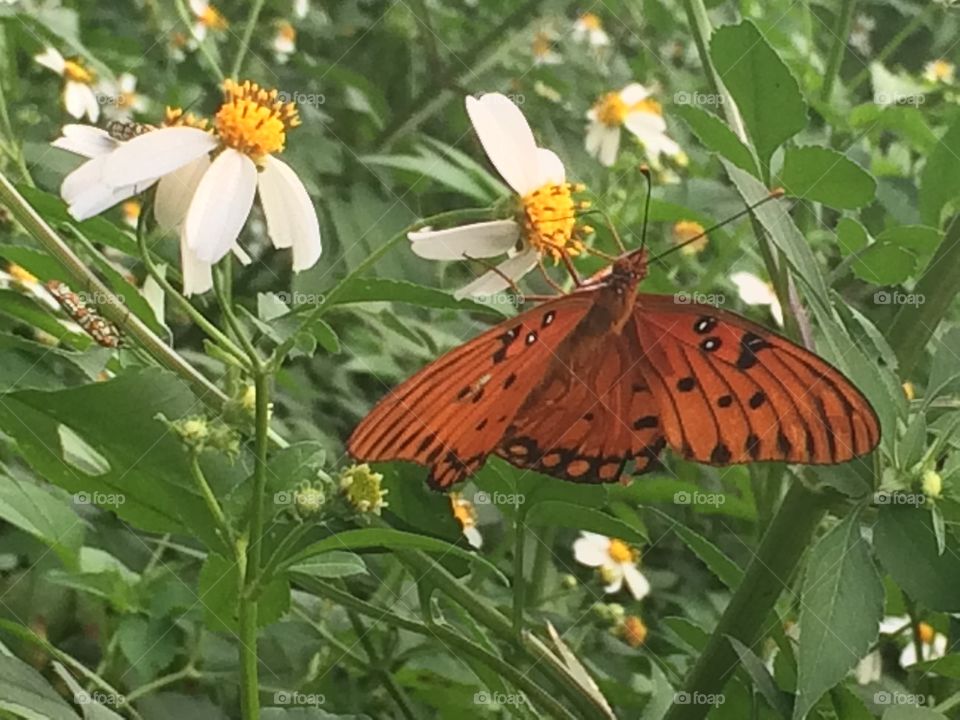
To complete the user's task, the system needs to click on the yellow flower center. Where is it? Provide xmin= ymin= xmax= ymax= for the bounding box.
xmin=579 ymin=13 xmax=602 ymax=30
xmin=594 ymin=91 xmax=662 ymax=129
xmin=278 ymin=21 xmax=296 ymax=42
xmin=532 ymin=32 xmax=553 ymax=58
xmin=122 ymin=200 xmax=141 ymax=223
xmin=450 ymin=493 xmax=478 ymax=529
xmin=607 ymin=538 xmax=635 ymax=564
xmin=620 ymin=616 xmax=648 ymax=647
xmin=214 ymin=79 xmax=300 ymax=161
xmin=902 ymin=381 xmax=915 ymax=400
xmin=918 ymin=622 xmax=936 ymax=645
xmin=520 ymin=182 xmax=589 ymax=260
xmin=340 ymin=463 xmax=388 ymax=515
xmin=673 ymin=220 xmax=708 ymax=255
xmin=63 ymin=59 xmax=94 ymax=85
xmin=164 ymin=106 xmax=209 ymax=130
xmin=7 ymin=263 xmax=38 ymax=286
xmin=930 ymin=60 xmax=954 ymax=81
xmin=199 ymin=4 xmax=228 ymax=29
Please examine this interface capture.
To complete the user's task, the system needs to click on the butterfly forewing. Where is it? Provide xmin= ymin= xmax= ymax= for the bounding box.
xmin=633 ymin=295 xmax=880 ymax=466
xmin=348 ymin=295 xmax=595 ymax=489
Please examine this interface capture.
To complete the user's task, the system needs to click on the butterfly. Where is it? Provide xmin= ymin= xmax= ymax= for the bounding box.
xmin=348 ymin=246 xmax=880 ymax=490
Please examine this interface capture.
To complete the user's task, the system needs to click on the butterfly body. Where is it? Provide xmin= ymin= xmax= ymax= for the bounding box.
xmin=348 ymin=248 xmax=879 ymax=490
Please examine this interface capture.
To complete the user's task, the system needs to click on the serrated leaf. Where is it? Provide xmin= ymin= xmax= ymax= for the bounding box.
xmin=525 ymin=501 xmax=647 ymax=542
xmin=0 ymin=474 xmax=85 ymax=565
xmin=673 ymin=104 xmax=758 ymax=176
xmin=728 ymin=636 xmax=792 ymax=718
xmin=836 ymin=218 xmax=870 ymax=258
xmin=920 ymin=116 xmax=960 ymax=226
xmin=793 ymin=512 xmax=883 ymax=720
xmin=0 ymin=654 xmax=81 ymax=719
xmin=710 ymin=20 xmax=808 ymax=169
xmin=780 ymin=146 xmax=876 ymax=209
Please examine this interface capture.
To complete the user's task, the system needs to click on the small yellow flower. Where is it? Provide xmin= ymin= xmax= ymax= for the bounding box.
xmin=924 ymin=59 xmax=955 ymax=84
xmin=572 ymin=13 xmax=610 ymax=47
xmin=34 ymin=47 xmax=100 ymax=121
xmin=573 ymin=532 xmax=650 ymax=599
xmin=295 ymin=485 xmax=326 ymax=518
xmin=450 ymin=493 xmax=483 ymax=548
xmin=902 ymin=381 xmax=915 ymax=401
xmin=619 ymin=615 xmax=648 ymax=647
xmin=7 ymin=263 xmax=38 ymax=286
xmin=122 ymin=200 xmax=141 ymax=228
xmin=922 ymin=469 xmax=943 ymax=499
xmin=672 ymin=220 xmax=708 ymax=255
xmin=586 ymin=84 xmax=681 ymax=167
xmin=340 ymin=463 xmax=388 ymax=515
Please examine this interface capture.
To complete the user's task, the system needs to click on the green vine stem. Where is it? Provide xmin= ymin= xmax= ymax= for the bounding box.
xmin=0 ymin=171 xmax=231 ymax=410
xmin=820 ymin=0 xmax=857 ymax=103
xmin=173 ymin=0 xmax=225 ymax=82
xmin=231 ymin=0 xmax=267 ymax=78
xmin=189 ymin=453 xmax=236 ymax=553
xmin=663 ymin=481 xmax=829 ymax=720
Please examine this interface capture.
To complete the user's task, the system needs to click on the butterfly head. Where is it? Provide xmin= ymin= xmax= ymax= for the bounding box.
xmin=609 ymin=248 xmax=648 ymax=295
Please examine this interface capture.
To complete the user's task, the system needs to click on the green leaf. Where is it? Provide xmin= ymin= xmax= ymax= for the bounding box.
xmin=882 ymin=708 xmax=949 ymax=720
xmin=16 ymin=186 xmax=137 ymax=256
xmin=200 ymin=554 xmax=290 ymax=633
xmin=780 ymin=146 xmax=876 ymax=209
xmin=728 ymin=636 xmax=791 ymax=718
xmin=0 ymin=473 xmax=85 ymax=565
xmin=874 ymin=505 xmax=960 ymax=611
xmin=362 ymin=148 xmax=496 ymax=204
xmin=793 ymin=512 xmax=883 ymax=720
xmin=287 ymin=551 xmax=367 ymax=579
xmin=836 ymin=218 xmax=870 ymax=258
xmin=525 ymin=501 xmax=647 ymax=543
xmin=920 ymin=114 xmax=960 ymax=226
xmin=710 ymin=20 xmax=808 ymax=170
xmin=829 ymin=684 xmax=875 ymax=720
xmin=673 ymin=104 xmax=758 ymax=176
xmin=852 ymin=226 xmax=942 ymax=285
xmin=669 ymin=519 xmax=744 ymax=590
xmin=327 ymin=277 xmax=506 ymax=316
xmin=0 ymin=653 xmax=81 ymax=719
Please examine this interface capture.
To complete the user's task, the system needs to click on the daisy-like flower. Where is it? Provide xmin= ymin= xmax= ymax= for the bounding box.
xmin=34 ymin=47 xmax=100 ymax=122
xmin=874 ymin=615 xmax=948 ymax=669
xmin=190 ymin=0 xmax=228 ymax=42
xmin=849 ymin=14 xmax=875 ymax=56
xmin=274 ymin=21 xmax=297 ymax=61
xmin=532 ymin=30 xmax=562 ymax=66
xmin=573 ymin=531 xmax=651 ymax=600
xmin=586 ymin=84 xmax=681 ymax=167
xmin=924 ymin=59 xmax=956 ymax=84
xmin=339 ymin=464 xmax=388 ymax=515
xmin=99 ymin=80 xmax=321 ymax=276
xmin=450 ymin=493 xmax=483 ymax=549
xmin=672 ymin=220 xmax=707 ymax=255
xmin=730 ymin=271 xmax=783 ymax=326
xmin=105 ymin=73 xmax=148 ymax=121
xmin=409 ymin=93 xmax=591 ymax=299
xmin=122 ymin=200 xmax=141 ymax=228
xmin=572 ymin=13 xmax=610 ymax=48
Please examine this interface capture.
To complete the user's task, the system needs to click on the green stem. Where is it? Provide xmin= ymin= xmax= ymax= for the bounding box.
xmin=0 ymin=171 xmax=231 ymax=410
xmin=345 ymin=610 xmax=418 ymax=720
xmin=820 ymin=0 xmax=857 ymax=103
xmin=0 ymin=43 xmax=33 ymax=187
xmin=124 ymin=665 xmax=200 ymax=703
xmin=294 ymin=577 xmax=581 ymax=720
xmin=513 ymin=510 xmax=527 ymax=636
xmin=849 ymin=6 xmax=934 ymax=93
xmin=527 ymin=526 xmax=556 ymax=608
xmin=214 ymin=266 xmax=261 ymax=364
xmin=190 ymin=454 xmax=235 ymax=553
xmin=230 ymin=0 xmax=268 ymax=79
xmin=663 ymin=480 xmax=829 ymax=720
xmin=173 ymin=0 xmax=226 ymax=82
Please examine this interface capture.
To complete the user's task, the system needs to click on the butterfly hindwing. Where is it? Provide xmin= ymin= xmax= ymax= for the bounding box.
xmin=348 ymin=295 xmax=594 ymax=489
xmin=633 ymin=294 xmax=880 ymax=466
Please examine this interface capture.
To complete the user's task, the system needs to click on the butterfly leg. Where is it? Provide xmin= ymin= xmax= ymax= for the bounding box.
xmin=558 ymin=252 xmax=584 ymax=287
xmin=536 ymin=256 xmax=568 ymax=293
xmin=463 ymin=253 xmax=527 ymax=296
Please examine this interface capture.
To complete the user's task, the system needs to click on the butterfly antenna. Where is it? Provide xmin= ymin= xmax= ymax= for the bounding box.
xmin=639 ymin=164 xmax=653 ymax=253
xmin=648 ymin=187 xmax=786 ymax=263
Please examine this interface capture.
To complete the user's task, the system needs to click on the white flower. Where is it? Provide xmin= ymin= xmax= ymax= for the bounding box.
xmin=585 ymin=84 xmax=681 ymax=167
xmin=34 ymin=47 xmax=100 ymax=122
xmin=532 ymin=30 xmax=561 ymax=66
xmin=730 ymin=271 xmax=783 ymax=326
xmin=409 ymin=93 xmax=589 ymax=299
xmin=849 ymin=15 xmax=875 ymax=56
xmin=854 ymin=651 xmax=882 ymax=684
xmin=878 ymin=616 xmax=949 ymax=667
xmin=100 ymin=82 xmax=320 ymax=277
xmin=450 ymin=493 xmax=483 ymax=549
xmin=293 ymin=0 xmax=309 ymax=19
xmin=573 ymin=532 xmax=650 ymax=600
xmin=104 ymin=73 xmax=148 ymax=120
xmin=572 ymin=13 xmax=609 ymax=48
xmin=924 ymin=59 xmax=956 ymax=85
xmin=274 ymin=21 xmax=297 ymax=60
xmin=190 ymin=0 xmax=228 ymax=41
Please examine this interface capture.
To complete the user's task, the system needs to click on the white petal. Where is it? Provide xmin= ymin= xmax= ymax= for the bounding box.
xmin=104 ymin=127 xmax=216 ymax=188
xmin=409 ymin=220 xmax=519 ymax=260
xmin=64 ymin=82 xmax=91 ymax=120
xmin=601 ymin=566 xmax=625 ymax=594
xmin=585 ymin=122 xmax=607 ymax=157
xmin=731 ymin=271 xmax=778 ymax=307
xmin=189 ymin=0 xmax=208 ymax=14
xmin=536 ymin=148 xmax=565 ymax=185
xmin=192 ymin=23 xmax=208 ymax=41
xmin=770 ymin=298 xmax=784 ymax=327
xmin=60 ymin=155 xmax=148 ymax=220
xmin=465 ymin=93 xmax=540 ymax=195
xmin=185 ymin=149 xmax=257 ymax=264
xmin=599 ymin=128 xmax=621 ymax=167
xmin=622 ymin=564 xmax=651 ymax=600
xmin=624 ymin=110 xmax=668 ymax=138
xmin=119 ymin=73 xmax=137 ymax=94
xmin=258 ymin=156 xmax=322 ymax=271
xmin=154 ymin=155 xmax=211 ymax=230
xmin=180 ymin=230 xmax=213 ymax=296
xmin=80 ymin=84 xmax=100 ymax=122
xmin=52 ymin=125 xmax=117 ymax=157
xmin=453 ymin=246 xmax=538 ymax=299
xmin=35 ymin=47 xmax=65 ymax=75
xmin=232 ymin=244 xmax=252 ymax=265
xmin=464 ymin=526 xmax=483 ymax=549
xmin=879 ymin=615 xmax=910 ymax=635
xmin=899 ymin=643 xmax=918 ymax=668
xmin=620 ymin=83 xmax=651 ymax=105
xmin=572 ymin=533 xmax=610 ymax=567
xmin=854 ymin=652 xmax=882 ymax=685
xmin=931 ymin=634 xmax=948 ymax=660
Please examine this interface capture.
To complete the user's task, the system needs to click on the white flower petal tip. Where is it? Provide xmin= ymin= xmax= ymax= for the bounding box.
xmin=452 ymin=247 xmax=538 ymax=300
xmin=185 ymin=149 xmax=258 ymax=264
xmin=464 ymin=527 xmax=483 ymax=550
xmin=622 ymin=565 xmax=651 ymax=601
xmin=52 ymin=125 xmax=117 ymax=157
xmin=408 ymin=220 xmax=520 ymax=260
xmin=103 ymin=126 xmax=216 ymax=188
xmin=572 ymin=533 xmax=610 ymax=567
xmin=465 ymin=93 xmax=540 ymax=195
xmin=154 ymin=156 xmax=211 ymax=231
xmin=35 ymin=47 xmax=66 ymax=74
xmin=257 ymin=157 xmax=322 ymax=271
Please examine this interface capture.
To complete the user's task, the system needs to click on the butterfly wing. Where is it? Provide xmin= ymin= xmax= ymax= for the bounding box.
xmin=496 ymin=321 xmax=664 ymax=482
xmin=348 ymin=295 xmax=595 ymax=489
xmin=633 ymin=294 xmax=880 ymax=466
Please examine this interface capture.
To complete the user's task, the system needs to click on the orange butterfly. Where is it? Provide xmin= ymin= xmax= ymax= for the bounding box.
xmin=348 ymin=246 xmax=879 ymax=490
